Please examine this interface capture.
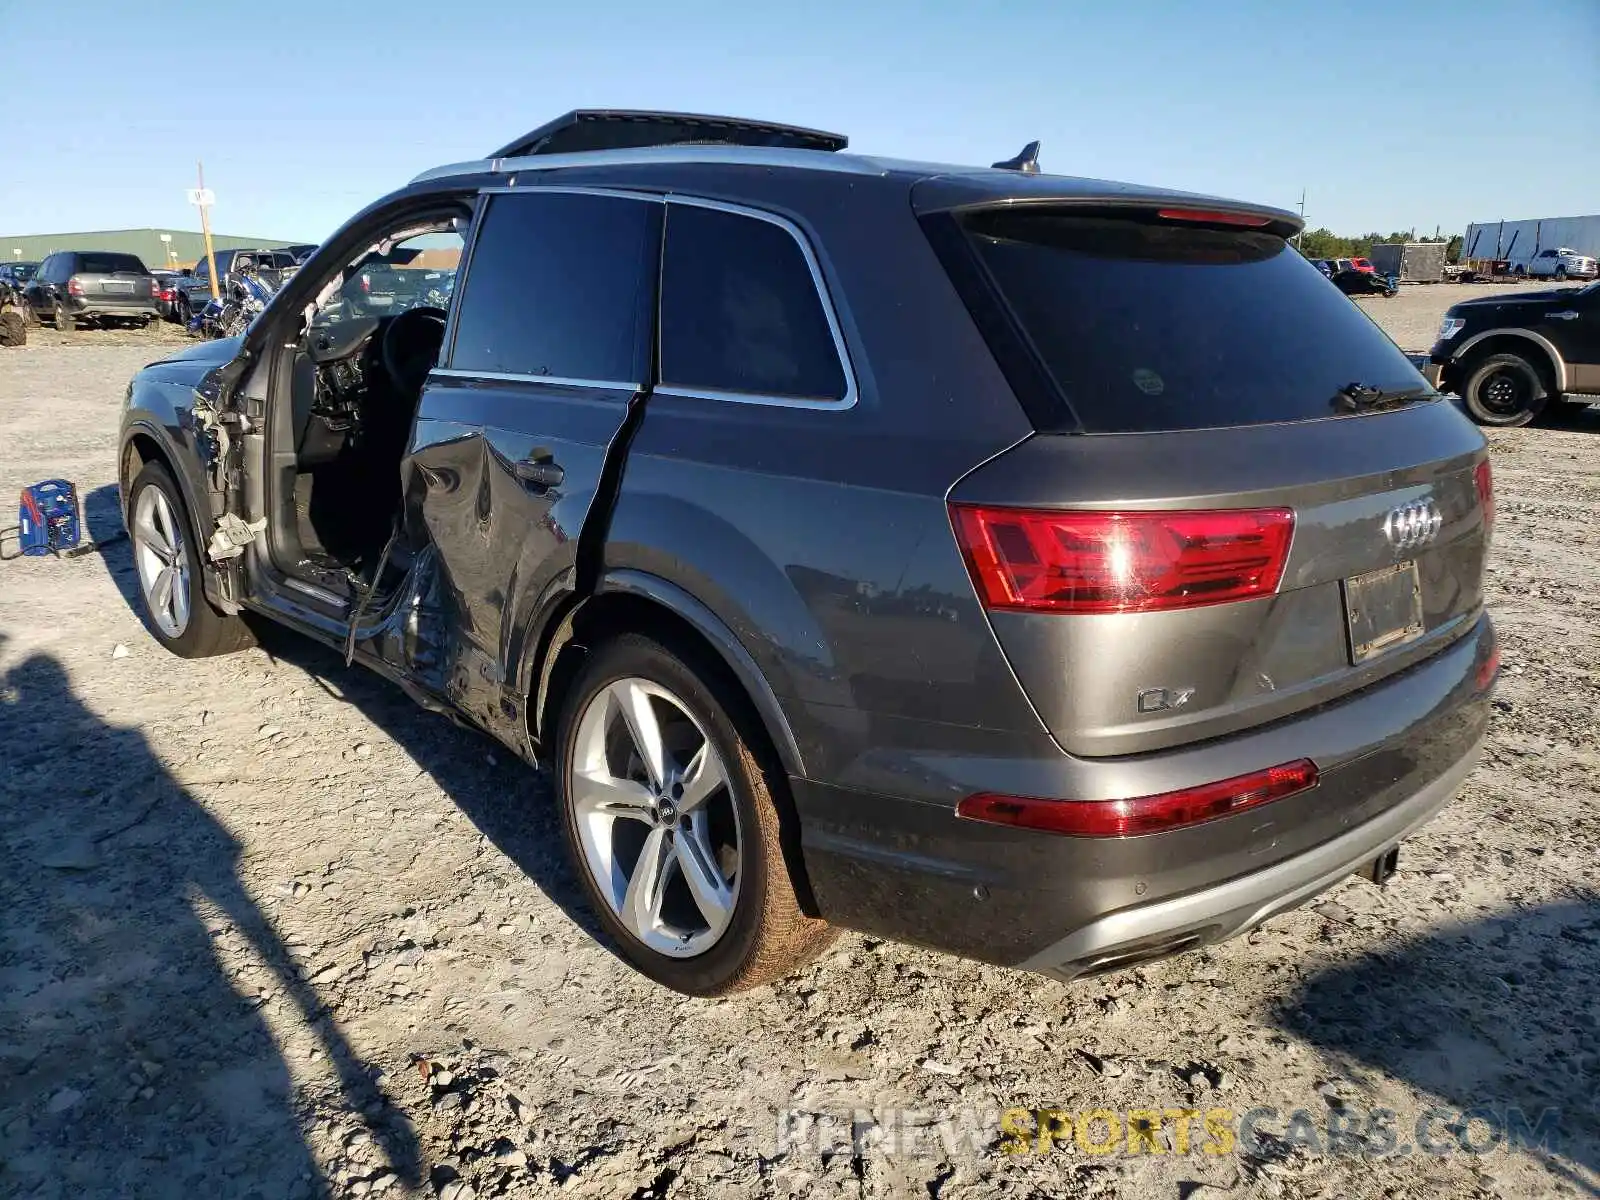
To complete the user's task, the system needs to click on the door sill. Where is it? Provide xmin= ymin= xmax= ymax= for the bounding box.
xmin=281 ymin=574 xmax=349 ymax=607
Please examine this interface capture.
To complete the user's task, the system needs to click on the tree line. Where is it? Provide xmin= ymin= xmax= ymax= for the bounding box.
xmin=1295 ymin=229 xmax=1463 ymax=263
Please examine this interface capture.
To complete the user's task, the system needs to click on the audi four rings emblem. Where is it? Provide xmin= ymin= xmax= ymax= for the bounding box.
xmin=1382 ymin=499 xmax=1442 ymax=551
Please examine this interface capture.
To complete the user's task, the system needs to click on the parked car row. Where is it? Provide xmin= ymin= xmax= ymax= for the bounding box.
xmin=2 ymin=244 xmax=321 ymax=331
xmin=1311 ymin=256 xmax=1377 ymax=277
xmin=1309 ymin=256 xmax=1399 ymax=297
xmin=118 ymin=108 xmax=1498 ymax=997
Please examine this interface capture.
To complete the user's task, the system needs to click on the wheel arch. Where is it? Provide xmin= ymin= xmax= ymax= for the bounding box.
xmin=120 ymin=423 xmax=233 ymax=611
xmin=533 ymin=570 xmax=806 ymax=780
xmin=1449 ymin=329 xmax=1565 ymax=396
xmin=532 ymin=572 xmax=819 ymax=917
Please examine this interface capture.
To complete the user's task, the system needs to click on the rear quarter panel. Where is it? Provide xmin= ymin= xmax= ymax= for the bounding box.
xmin=595 ymin=166 xmax=1041 ymax=784
xmin=605 ymin=406 xmax=1042 ymax=782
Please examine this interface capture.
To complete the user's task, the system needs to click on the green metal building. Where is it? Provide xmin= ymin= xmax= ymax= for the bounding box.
xmin=1 ymin=228 xmax=304 ymax=270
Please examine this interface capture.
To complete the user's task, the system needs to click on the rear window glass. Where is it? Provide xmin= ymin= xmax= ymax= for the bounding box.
xmin=77 ymin=253 xmax=148 ymax=275
xmin=961 ymin=211 xmax=1425 ymax=433
xmin=660 ymin=203 xmax=847 ymax=402
xmin=449 ymin=191 xmax=659 ymax=384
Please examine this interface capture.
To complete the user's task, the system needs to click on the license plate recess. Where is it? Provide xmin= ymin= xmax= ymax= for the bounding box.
xmin=1343 ymin=561 xmax=1424 ymax=664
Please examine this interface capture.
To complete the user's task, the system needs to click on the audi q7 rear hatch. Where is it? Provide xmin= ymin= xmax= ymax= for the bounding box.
xmin=928 ymin=200 xmax=1492 ymax=757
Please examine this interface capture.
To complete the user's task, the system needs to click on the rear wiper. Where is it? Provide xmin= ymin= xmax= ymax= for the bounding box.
xmin=1331 ymin=382 xmax=1432 ymax=413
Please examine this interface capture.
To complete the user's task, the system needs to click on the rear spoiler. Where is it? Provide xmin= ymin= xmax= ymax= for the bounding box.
xmin=910 ymin=172 xmax=1303 ymax=238
xmin=489 ymin=109 xmax=848 ymax=160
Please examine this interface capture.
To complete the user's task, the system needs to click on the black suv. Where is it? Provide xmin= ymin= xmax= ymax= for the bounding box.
xmin=119 ymin=110 xmax=1495 ymax=995
xmin=1421 ymin=282 xmax=1600 ymax=425
xmin=25 ymin=251 xmax=159 ymax=329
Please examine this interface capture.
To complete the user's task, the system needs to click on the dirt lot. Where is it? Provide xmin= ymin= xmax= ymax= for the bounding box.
xmin=1 ymin=295 xmax=1597 ymax=1200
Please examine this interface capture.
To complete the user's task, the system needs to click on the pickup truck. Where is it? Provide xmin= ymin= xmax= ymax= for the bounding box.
xmin=1522 ymin=247 xmax=1598 ymax=281
xmin=339 ymin=255 xmax=454 ymax=317
xmin=174 ymin=248 xmax=299 ymax=323
xmin=1419 ymin=281 xmax=1600 ymax=425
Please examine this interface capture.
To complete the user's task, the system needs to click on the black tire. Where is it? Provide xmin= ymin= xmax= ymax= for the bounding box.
xmin=125 ymin=462 xmax=254 ymax=658
xmin=1461 ymin=352 xmax=1548 ymax=427
xmin=54 ymin=301 xmax=73 ymax=332
xmin=553 ymin=632 xmax=835 ymax=995
xmin=0 ymin=310 xmax=24 ymax=347
xmin=1555 ymin=266 xmax=1567 ymax=281
xmin=177 ymin=295 xmax=192 ymax=327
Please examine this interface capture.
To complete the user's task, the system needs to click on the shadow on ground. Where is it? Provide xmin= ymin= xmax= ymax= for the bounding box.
xmin=80 ymin=483 xmax=141 ymax=611
xmin=245 ymin=622 xmax=605 ymax=949
xmin=80 ymin=485 xmax=609 ymax=962
xmin=0 ymin=635 xmax=421 ymax=1199
xmin=1539 ymin=402 xmax=1600 ymax=433
xmin=1276 ymin=898 xmax=1600 ymax=1193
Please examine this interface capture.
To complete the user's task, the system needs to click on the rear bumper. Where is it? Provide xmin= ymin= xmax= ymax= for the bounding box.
xmin=66 ymin=297 xmax=158 ymax=318
xmin=792 ymin=613 xmax=1493 ymax=975
xmin=1018 ymin=738 xmax=1477 ymax=978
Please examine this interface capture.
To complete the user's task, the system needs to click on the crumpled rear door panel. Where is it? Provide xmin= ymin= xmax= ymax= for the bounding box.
xmin=405 ymin=378 xmax=637 ymax=732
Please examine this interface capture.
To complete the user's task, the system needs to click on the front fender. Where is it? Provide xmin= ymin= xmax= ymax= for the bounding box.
xmin=1450 ymin=327 xmax=1568 ymax=392
xmin=120 ymin=363 xmax=236 ymax=609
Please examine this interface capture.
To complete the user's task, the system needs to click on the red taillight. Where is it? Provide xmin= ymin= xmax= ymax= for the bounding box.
xmin=1473 ymin=459 xmax=1493 ymax=534
xmin=149 ymin=278 xmax=160 ymax=298
xmin=1156 ymin=208 xmax=1272 ymax=227
xmin=1475 ymin=641 xmax=1500 ymax=692
xmin=957 ymin=760 xmax=1319 ymax=838
xmin=67 ymin=277 xmax=84 ymax=296
xmin=950 ymin=505 xmax=1295 ymax=615
xmin=360 ymin=273 xmax=371 ymax=294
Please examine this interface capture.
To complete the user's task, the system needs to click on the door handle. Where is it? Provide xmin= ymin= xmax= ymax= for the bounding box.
xmin=512 ymin=457 xmax=564 ymax=489
xmin=1549 ymin=311 xmax=1578 ymax=320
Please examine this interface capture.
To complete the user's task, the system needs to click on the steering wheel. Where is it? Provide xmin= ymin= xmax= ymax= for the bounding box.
xmin=379 ymin=306 xmax=448 ymax=396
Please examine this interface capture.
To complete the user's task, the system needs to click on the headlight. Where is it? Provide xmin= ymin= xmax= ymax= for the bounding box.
xmin=1438 ymin=317 xmax=1466 ymax=341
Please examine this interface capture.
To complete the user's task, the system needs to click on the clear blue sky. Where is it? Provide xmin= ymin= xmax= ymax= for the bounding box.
xmin=2 ymin=0 xmax=1594 ymax=242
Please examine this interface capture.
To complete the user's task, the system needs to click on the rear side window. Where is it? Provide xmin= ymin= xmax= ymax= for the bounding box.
xmin=957 ymin=211 xmax=1424 ymax=432
xmin=449 ymin=191 xmax=659 ymax=384
xmin=77 ymin=253 xmax=148 ymax=275
xmin=659 ymin=202 xmax=848 ymax=403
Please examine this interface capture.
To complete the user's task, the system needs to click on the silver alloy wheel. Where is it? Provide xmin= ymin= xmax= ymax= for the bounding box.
xmin=568 ymin=677 xmax=741 ymax=958
xmin=132 ymin=484 xmax=191 ymax=638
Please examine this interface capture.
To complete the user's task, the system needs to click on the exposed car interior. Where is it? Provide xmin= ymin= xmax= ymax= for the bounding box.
xmin=267 ymin=208 xmax=468 ymax=595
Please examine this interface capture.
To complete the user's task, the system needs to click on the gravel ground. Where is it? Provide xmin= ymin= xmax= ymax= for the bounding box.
xmin=1 ymin=294 xmax=1597 ymax=1200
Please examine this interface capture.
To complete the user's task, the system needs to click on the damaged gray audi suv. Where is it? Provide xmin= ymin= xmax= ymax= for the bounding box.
xmin=119 ymin=109 xmax=1497 ymax=995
